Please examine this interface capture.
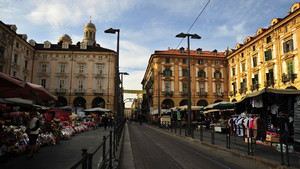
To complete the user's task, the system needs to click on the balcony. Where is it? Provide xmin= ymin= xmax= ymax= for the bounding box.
xmin=250 ymin=84 xmax=260 ymax=91
xmin=264 ymin=80 xmax=274 ymax=88
xmin=163 ymin=91 xmax=173 ymax=97
xmin=214 ymin=92 xmax=224 ymax=98
xmin=180 ymin=92 xmax=188 ymax=96
xmin=239 ymin=87 xmax=247 ymax=94
xmin=282 ymin=73 xmax=297 ymax=83
xmin=55 ymin=88 xmax=68 ymax=94
xmin=197 ymin=92 xmax=208 ymax=97
xmin=93 ymin=89 xmax=104 ymax=95
xmin=74 ymin=88 xmax=86 ymax=94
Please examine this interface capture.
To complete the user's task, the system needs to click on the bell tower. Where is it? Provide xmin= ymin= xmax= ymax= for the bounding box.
xmin=83 ymin=19 xmax=96 ymax=46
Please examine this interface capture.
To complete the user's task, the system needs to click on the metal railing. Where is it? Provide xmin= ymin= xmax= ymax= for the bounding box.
xmin=70 ymin=120 xmax=125 ymax=169
xmin=156 ymin=121 xmax=294 ymax=167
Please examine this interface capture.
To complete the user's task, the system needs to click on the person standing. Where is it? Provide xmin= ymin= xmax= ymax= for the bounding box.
xmin=26 ymin=111 xmax=40 ymax=158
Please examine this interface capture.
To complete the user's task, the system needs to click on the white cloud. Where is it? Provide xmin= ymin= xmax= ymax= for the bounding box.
xmin=215 ymin=21 xmax=247 ymax=44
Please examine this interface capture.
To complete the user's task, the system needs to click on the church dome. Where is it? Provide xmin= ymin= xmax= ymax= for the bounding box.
xmin=85 ymin=21 xmax=95 ymax=28
xmin=61 ymin=34 xmax=71 ymax=39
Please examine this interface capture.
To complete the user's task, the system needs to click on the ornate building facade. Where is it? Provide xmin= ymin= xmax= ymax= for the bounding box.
xmin=0 ymin=20 xmax=117 ymax=110
xmin=142 ymin=48 xmax=229 ymax=116
xmin=227 ymin=3 xmax=300 ymax=102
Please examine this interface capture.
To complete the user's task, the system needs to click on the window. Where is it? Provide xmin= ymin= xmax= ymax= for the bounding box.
xmin=97 ymin=65 xmax=104 ymax=74
xmin=215 ymin=61 xmax=219 ymax=65
xmin=24 ymin=76 xmax=27 ymax=82
xmin=86 ymin=31 xmax=88 ymax=37
xmin=13 ymin=71 xmax=16 ymax=77
xmin=43 ymin=55 xmax=47 ymax=60
xmin=266 ymin=69 xmax=274 ymax=85
xmin=25 ymin=60 xmax=28 ymax=70
xmin=90 ymin=32 xmax=92 ymax=38
xmin=214 ymin=70 xmax=222 ymax=78
xmin=253 ymin=57 xmax=257 ymax=67
xmin=264 ymin=49 xmax=272 ymax=61
xmin=60 ymin=64 xmax=65 ymax=73
xmin=41 ymin=64 xmax=47 ymax=72
xmin=232 ymin=82 xmax=236 ymax=95
xmin=242 ymin=62 xmax=246 ymax=72
xmin=96 ymin=79 xmax=102 ymax=89
xmin=182 ymin=68 xmax=188 ymax=77
xmin=232 ymin=67 xmax=236 ymax=76
xmin=241 ymin=53 xmax=244 ymax=58
xmin=16 ymin=42 xmax=19 ymax=48
xmin=198 ymin=59 xmax=204 ymax=65
xmin=182 ymin=59 xmax=187 ymax=64
xmin=26 ymin=50 xmax=29 ymax=55
xmin=231 ymin=58 xmax=234 ymax=63
xmin=165 ymin=82 xmax=171 ymax=93
xmin=283 ymin=39 xmax=294 ymax=53
xmin=266 ymin=36 xmax=271 ymax=43
xmin=0 ymin=65 xmax=3 ymax=72
xmin=78 ymin=80 xmax=84 ymax=90
xmin=0 ymin=46 xmax=4 ymax=58
xmin=216 ymin=84 xmax=221 ymax=95
xmin=166 ymin=58 xmax=170 ymax=63
xmin=252 ymin=74 xmax=259 ymax=89
xmin=240 ymin=79 xmax=246 ymax=92
xmin=287 ymin=61 xmax=294 ymax=79
xmin=62 ymin=55 xmax=66 ymax=59
xmin=14 ymin=54 xmax=18 ymax=64
xmin=253 ymin=45 xmax=255 ymax=51
xmin=200 ymin=84 xmax=205 ymax=95
xmin=198 ymin=69 xmax=206 ymax=78
xmin=182 ymin=82 xmax=188 ymax=94
xmin=59 ymin=80 xmax=65 ymax=89
xmin=98 ymin=56 xmax=102 ymax=60
xmin=285 ymin=26 xmax=288 ymax=33
xmin=79 ymin=64 xmax=85 ymax=73
xmin=163 ymin=68 xmax=172 ymax=76
xmin=41 ymin=79 xmax=46 ymax=88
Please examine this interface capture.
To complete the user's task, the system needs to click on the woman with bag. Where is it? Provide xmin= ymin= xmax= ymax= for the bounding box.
xmin=26 ymin=111 xmax=40 ymax=158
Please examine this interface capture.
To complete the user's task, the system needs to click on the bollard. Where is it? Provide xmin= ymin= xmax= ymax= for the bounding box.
xmin=109 ymin=131 xmax=112 ymax=169
xmin=200 ymin=124 xmax=203 ymax=141
xmin=113 ymin=127 xmax=116 ymax=158
xmin=87 ymin=153 xmax=93 ymax=169
xmin=226 ymin=125 xmax=228 ymax=149
xmin=247 ymin=136 xmax=250 ymax=155
xmin=81 ymin=148 xmax=88 ymax=169
xmin=250 ymin=128 xmax=253 ymax=156
xmin=102 ymin=136 xmax=106 ymax=166
xmin=285 ymin=132 xmax=290 ymax=167
xmin=211 ymin=125 xmax=215 ymax=145
xmin=171 ymin=122 xmax=173 ymax=132
xmin=175 ymin=122 xmax=177 ymax=133
xmin=228 ymin=125 xmax=231 ymax=149
xmin=180 ymin=121 xmax=182 ymax=135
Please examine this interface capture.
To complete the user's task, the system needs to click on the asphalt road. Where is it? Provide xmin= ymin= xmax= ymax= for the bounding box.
xmin=128 ymin=122 xmax=272 ymax=169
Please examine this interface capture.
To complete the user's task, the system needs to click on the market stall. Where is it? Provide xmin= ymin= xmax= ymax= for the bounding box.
xmin=233 ymin=88 xmax=300 ymax=152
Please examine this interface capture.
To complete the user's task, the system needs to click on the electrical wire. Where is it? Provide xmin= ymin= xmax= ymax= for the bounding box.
xmin=175 ymin=0 xmax=211 ymax=50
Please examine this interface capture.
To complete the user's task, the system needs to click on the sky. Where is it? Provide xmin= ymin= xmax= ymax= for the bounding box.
xmin=0 ymin=0 xmax=299 ymax=107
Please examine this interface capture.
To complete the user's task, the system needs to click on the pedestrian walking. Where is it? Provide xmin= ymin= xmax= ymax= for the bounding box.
xmin=103 ymin=116 xmax=108 ymax=130
xmin=26 ymin=111 xmax=40 ymax=158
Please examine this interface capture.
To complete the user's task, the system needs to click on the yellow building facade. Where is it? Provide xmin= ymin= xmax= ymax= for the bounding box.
xmin=227 ymin=3 xmax=300 ymax=102
xmin=142 ymin=48 xmax=229 ymax=116
xmin=0 ymin=20 xmax=117 ymax=110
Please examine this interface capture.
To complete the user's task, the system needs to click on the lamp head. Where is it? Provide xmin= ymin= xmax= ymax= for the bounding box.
xmin=104 ymin=28 xmax=119 ymax=34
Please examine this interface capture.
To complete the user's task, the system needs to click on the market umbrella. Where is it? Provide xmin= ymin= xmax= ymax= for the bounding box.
xmin=204 ymin=102 xmax=235 ymax=110
xmin=0 ymin=72 xmax=26 ymax=95
xmin=84 ymin=107 xmax=111 ymax=112
xmin=0 ymin=82 xmax=57 ymax=101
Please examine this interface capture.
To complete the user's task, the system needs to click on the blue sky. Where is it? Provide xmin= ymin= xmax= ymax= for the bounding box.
xmin=0 ymin=0 xmax=299 ymax=106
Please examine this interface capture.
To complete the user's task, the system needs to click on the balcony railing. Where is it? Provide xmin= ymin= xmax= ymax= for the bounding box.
xmin=282 ymin=73 xmax=297 ymax=83
xmin=239 ymin=87 xmax=247 ymax=94
xmin=264 ymin=80 xmax=275 ymax=88
xmin=197 ymin=92 xmax=208 ymax=97
xmin=250 ymin=84 xmax=260 ymax=91
xmin=55 ymin=88 xmax=68 ymax=93
xmin=93 ymin=89 xmax=104 ymax=94
xmin=163 ymin=91 xmax=173 ymax=97
xmin=74 ymin=88 xmax=86 ymax=94
xmin=180 ymin=92 xmax=188 ymax=96
xmin=214 ymin=92 xmax=224 ymax=98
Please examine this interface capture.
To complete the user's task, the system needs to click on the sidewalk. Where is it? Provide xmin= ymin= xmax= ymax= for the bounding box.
xmin=1 ymin=127 xmax=110 ymax=169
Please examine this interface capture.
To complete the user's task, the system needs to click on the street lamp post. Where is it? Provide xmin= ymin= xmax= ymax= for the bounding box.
xmin=120 ymin=72 xmax=129 ymax=119
xmin=158 ymin=71 xmax=164 ymax=126
xmin=176 ymin=33 xmax=201 ymax=137
xmin=105 ymin=28 xmax=120 ymax=118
